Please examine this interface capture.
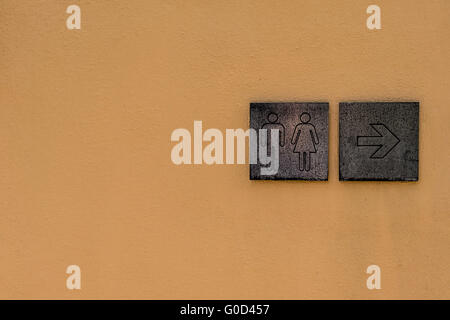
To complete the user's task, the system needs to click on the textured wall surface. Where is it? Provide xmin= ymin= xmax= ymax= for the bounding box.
xmin=0 ymin=0 xmax=449 ymax=299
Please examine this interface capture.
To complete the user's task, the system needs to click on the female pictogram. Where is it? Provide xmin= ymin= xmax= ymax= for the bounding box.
xmin=291 ymin=112 xmax=319 ymax=171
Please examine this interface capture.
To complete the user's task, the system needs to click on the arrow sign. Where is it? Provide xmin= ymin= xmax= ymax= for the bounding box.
xmin=357 ymin=124 xmax=400 ymax=159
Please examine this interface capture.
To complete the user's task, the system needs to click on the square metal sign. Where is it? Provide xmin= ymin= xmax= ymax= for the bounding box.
xmin=250 ymin=103 xmax=329 ymax=180
xmin=339 ymin=102 xmax=419 ymax=181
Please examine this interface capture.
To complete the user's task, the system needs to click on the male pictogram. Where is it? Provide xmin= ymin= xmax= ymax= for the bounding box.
xmin=261 ymin=113 xmax=285 ymax=153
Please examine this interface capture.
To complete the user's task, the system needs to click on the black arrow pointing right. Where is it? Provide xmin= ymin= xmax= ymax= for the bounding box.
xmin=357 ymin=123 xmax=400 ymax=159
